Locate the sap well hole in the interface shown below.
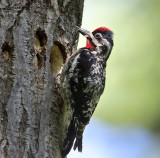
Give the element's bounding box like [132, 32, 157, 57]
[34, 28, 47, 69]
[50, 41, 66, 76]
[1, 42, 14, 62]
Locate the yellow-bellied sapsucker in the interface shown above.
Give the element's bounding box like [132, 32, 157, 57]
[61, 26, 114, 158]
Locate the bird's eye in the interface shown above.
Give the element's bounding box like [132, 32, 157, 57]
[95, 33, 101, 39]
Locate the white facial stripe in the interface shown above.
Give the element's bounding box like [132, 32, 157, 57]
[89, 32, 111, 49]
[103, 39, 111, 50]
[89, 32, 102, 47]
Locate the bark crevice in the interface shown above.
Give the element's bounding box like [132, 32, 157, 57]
[0, 0, 84, 157]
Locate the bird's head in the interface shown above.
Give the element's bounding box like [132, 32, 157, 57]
[77, 26, 114, 51]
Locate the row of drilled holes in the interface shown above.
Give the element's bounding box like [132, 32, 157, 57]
[1, 28, 66, 76]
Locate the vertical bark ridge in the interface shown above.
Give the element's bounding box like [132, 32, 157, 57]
[0, 0, 84, 157]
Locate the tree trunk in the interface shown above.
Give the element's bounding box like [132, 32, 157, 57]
[0, 0, 84, 157]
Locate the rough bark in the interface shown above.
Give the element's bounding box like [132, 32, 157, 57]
[0, 0, 84, 158]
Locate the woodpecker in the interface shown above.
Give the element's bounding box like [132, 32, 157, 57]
[61, 26, 114, 158]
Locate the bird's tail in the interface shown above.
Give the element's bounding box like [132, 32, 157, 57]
[73, 136, 83, 152]
[62, 120, 76, 158]
[73, 123, 84, 152]
[62, 120, 85, 157]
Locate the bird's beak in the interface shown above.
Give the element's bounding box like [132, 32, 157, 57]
[76, 26, 91, 38]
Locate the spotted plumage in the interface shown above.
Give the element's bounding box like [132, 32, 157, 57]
[61, 27, 114, 158]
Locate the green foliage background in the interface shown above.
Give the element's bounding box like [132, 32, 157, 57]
[78, 0, 160, 130]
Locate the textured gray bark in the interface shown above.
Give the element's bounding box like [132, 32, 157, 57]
[0, 0, 84, 158]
